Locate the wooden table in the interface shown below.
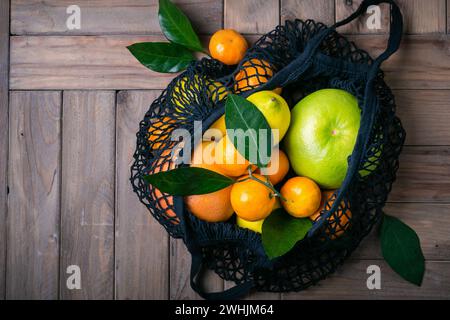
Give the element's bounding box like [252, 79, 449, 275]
[1, 0, 449, 300]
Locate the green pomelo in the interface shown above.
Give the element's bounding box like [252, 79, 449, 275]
[284, 89, 361, 189]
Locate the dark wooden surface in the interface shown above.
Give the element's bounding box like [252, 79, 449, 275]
[1, 0, 450, 299]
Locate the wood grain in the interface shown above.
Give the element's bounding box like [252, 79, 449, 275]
[0, 0, 9, 300]
[349, 34, 450, 89]
[396, 0, 446, 34]
[7, 91, 61, 300]
[170, 239, 224, 300]
[11, 0, 223, 35]
[395, 90, 450, 146]
[115, 90, 169, 300]
[390, 146, 450, 203]
[224, 0, 279, 34]
[10, 35, 450, 90]
[9, 35, 176, 90]
[60, 91, 115, 299]
[282, 260, 450, 299]
[335, 0, 390, 34]
[281, 0, 335, 26]
[353, 203, 450, 261]
[448, 0, 450, 33]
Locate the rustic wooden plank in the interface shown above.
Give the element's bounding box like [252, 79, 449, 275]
[7, 91, 61, 300]
[10, 35, 176, 90]
[11, 0, 223, 35]
[115, 90, 169, 299]
[396, 0, 446, 34]
[224, 0, 279, 34]
[11, 35, 450, 90]
[349, 34, 450, 90]
[170, 239, 224, 300]
[395, 90, 450, 146]
[353, 203, 450, 261]
[60, 91, 115, 299]
[0, 0, 9, 300]
[335, 0, 390, 34]
[448, 0, 450, 33]
[282, 260, 450, 299]
[390, 146, 450, 202]
[281, 0, 335, 26]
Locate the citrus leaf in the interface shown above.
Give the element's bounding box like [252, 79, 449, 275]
[225, 94, 272, 168]
[158, 0, 203, 52]
[381, 214, 425, 286]
[144, 167, 235, 196]
[262, 208, 312, 259]
[127, 42, 194, 73]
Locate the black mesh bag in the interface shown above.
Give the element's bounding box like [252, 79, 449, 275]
[131, 0, 405, 299]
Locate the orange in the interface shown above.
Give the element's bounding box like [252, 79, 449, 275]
[185, 185, 234, 222]
[273, 87, 283, 95]
[234, 59, 275, 93]
[191, 141, 228, 175]
[280, 177, 321, 218]
[309, 190, 352, 239]
[259, 150, 290, 185]
[149, 149, 178, 223]
[215, 135, 256, 177]
[230, 174, 276, 221]
[209, 29, 248, 65]
[148, 116, 177, 150]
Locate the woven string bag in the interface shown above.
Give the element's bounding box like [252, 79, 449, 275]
[131, 0, 405, 299]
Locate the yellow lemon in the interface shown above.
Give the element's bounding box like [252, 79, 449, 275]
[236, 216, 265, 234]
[247, 91, 291, 144]
[203, 115, 226, 142]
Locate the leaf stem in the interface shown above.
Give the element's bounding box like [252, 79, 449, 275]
[247, 167, 287, 201]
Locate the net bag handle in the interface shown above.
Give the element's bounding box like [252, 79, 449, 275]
[187, 0, 403, 300]
[264, 0, 402, 90]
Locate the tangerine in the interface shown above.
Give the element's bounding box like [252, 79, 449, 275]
[234, 59, 275, 92]
[209, 29, 248, 65]
[230, 174, 276, 221]
[280, 177, 321, 218]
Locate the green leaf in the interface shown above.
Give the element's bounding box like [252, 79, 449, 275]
[158, 0, 203, 52]
[127, 42, 194, 73]
[381, 214, 425, 286]
[144, 167, 235, 196]
[225, 94, 272, 168]
[262, 209, 312, 259]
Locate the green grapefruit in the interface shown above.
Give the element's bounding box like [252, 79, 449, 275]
[284, 89, 361, 189]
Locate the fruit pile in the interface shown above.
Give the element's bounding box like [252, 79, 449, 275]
[131, 0, 423, 292]
[143, 28, 360, 259]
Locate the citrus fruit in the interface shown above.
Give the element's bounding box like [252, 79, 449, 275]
[284, 89, 360, 189]
[260, 149, 290, 185]
[147, 116, 177, 150]
[171, 75, 200, 112]
[185, 185, 234, 222]
[150, 149, 178, 223]
[273, 87, 283, 95]
[191, 141, 227, 175]
[234, 59, 274, 92]
[203, 115, 226, 142]
[247, 90, 291, 144]
[309, 190, 352, 239]
[208, 81, 228, 102]
[209, 29, 248, 65]
[215, 135, 256, 177]
[236, 216, 264, 234]
[280, 176, 321, 218]
[230, 174, 276, 221]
